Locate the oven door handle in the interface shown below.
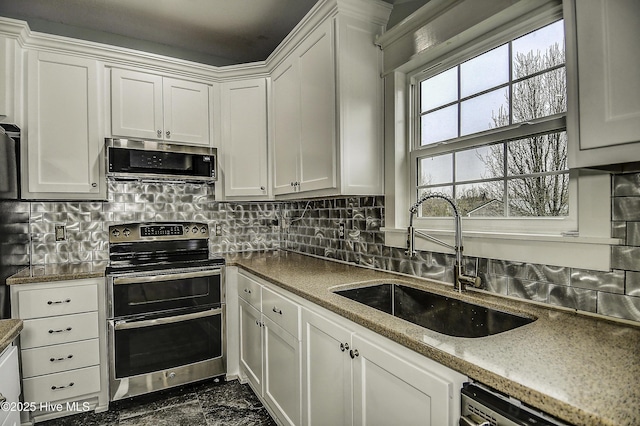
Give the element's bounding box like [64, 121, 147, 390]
[113, 268, 222, 285]
[113, 308, 223, 330]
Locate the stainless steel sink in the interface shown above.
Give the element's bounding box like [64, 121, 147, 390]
[334, 283, 535, 338]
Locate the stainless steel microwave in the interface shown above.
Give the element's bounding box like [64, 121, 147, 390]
[106, 138, 216, 183]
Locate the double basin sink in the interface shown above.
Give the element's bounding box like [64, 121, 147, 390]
[334, 283, 535, 338]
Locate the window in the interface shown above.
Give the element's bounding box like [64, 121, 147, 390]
[412, 20, 568, 220]
[380, 1, 616, 270]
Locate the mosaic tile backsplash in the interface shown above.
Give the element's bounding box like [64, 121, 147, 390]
[5, 173, 640, 323]
[27, 181, 281, 265]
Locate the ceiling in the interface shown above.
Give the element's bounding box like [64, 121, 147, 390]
[0, 0, 425, 66]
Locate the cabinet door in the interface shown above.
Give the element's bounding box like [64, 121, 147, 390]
[272, 60, 300, 195]
[111, 68, 163, 140]
[239, 298, 263, 394]
[352, 334, 454, 426]
[575, 0, 640, 149]
[26, 50, 102, 198]
[302, 308, 353, 426]
[263, 317, 301, 426]
[222, 78, 268, 197]
[163, 77, 210, 145]
[0, 346, 20, 421]
[0, 36, 18, 123]
[567, 0, 640, 167]
[297, 20, 336, 193]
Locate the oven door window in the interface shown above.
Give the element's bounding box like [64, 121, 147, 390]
[113, 272, 221, 317]
[113, 310, 223, 378]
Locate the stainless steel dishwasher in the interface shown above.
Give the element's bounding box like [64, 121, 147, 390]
[460, 382, 570, 426]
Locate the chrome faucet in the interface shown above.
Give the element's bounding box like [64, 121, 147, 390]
[406, 193, 481, 292]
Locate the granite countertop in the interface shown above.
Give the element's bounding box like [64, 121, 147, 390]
[226, 251, 640, 426]
[6, 252, 639, 424]
[6, 262, 107, 285]
[0, 319, 23, 354]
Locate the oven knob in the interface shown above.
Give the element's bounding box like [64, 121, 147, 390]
[200, 226, 207, 234]
[111, 229, 120, 237]
[184, 226, 189, 233]
[192, 226, 198, 234]
[123, 228, 131, 237]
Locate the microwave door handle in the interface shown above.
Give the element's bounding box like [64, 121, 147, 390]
[113, 308, 222, 330]
[113, 269, 222, 285]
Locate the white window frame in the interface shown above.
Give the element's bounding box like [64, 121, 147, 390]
[409, 17, 574, 235]
[380, 0, 619, 271]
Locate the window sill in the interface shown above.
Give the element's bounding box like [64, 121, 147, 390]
[382, 227, 620, 271]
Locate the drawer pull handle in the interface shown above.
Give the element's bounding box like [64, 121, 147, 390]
[51, 382, 74, 391]
[244, 289, 252, 294]
[50, 355, 73, 362]
[272, 307, 283, 315]
[47, 299, 71, 305]
[48, 327, 72, 334]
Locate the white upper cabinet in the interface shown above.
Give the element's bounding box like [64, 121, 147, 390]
[111, 68, 211, 146]
[272, 59, 301, 195]
[0, 35, 21, 125]
[297, 20, 337, 194]
[272, 21, 336, 197]
[221, 78, 269, 198]
[566, 0, 640, 168]
[162, 77, 211, 144]
[25, 50, 104, 199]
[271, 2, 390, 197]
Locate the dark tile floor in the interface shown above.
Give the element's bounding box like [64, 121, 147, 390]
[38, 379, 276, 426]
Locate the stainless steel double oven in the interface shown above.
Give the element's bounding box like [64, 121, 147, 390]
[106, 222, 225, 401]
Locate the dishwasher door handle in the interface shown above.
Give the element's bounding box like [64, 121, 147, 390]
[460, 414, 491, 426]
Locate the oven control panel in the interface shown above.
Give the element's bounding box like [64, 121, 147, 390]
[141, 224, 183, 237]
[109, 222, 209, 242]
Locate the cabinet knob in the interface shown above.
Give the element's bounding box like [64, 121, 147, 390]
[166, 130, 171, 138]
[244, 288, 252, 294]
[91, 182, 97, 188]
[340, 342, 350, 352]
[349, 349, 359, 359]
[260, 186, 265, 191]
[157, 130, 162, 137]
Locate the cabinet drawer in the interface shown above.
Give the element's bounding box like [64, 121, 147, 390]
[238, 272, 262, 310]
[22, 365, 100, 404]
[21, 312, 99, 349]
[18, 284, 98, 319]
[21, 339, 100, 378]
[262, 287, 300, 339]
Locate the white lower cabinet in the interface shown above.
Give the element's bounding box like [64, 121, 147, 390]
[302, 308, 353, 426]
[239, 298, 263, 392]
[238, 271, 302, 426]
[263, 316, 301, 426]
[351, 334, 457, 426]
[10, 278, 108, 424]
[302, 307, 465, 426]
[235, 268, 467, 426]
[0, 345, 20, 426]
